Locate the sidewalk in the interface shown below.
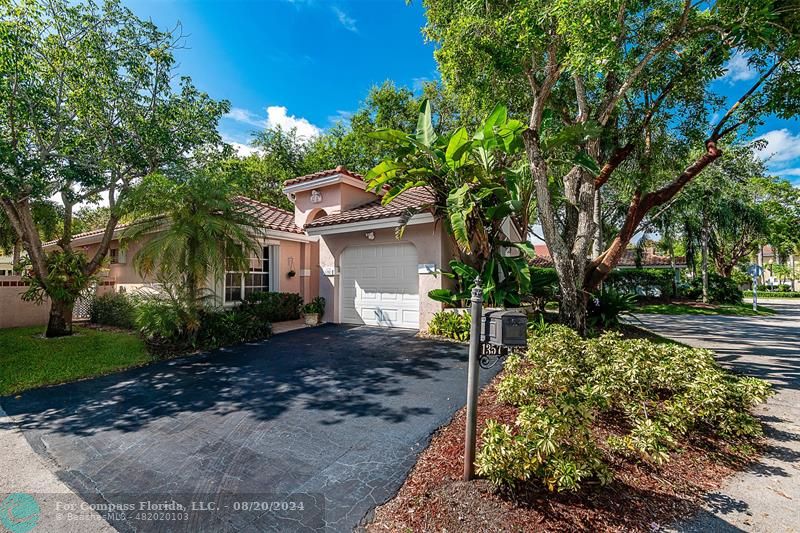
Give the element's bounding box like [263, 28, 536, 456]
[636, 300, 800, 532]
[0, 406, 115, 532]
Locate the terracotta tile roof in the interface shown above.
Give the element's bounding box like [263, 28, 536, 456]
[529, 255, 554, 267]
[528, 246, 686, 268]
[533, 244, 551, 258]
[305, 187, 436, 228]
[44, 223, 134, 247]
[618, 249, 686, 267]
[233, 197, 304, 234]
[283, 165, 366, 187]
[45, 198, 302, 247]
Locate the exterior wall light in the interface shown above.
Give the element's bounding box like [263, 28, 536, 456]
[365, 231, 375, 240]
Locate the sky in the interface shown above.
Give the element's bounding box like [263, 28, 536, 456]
[123, 0, 800, 185]
[125, 0, 439, 154]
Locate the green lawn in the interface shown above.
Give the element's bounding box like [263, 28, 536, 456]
[750, 294, 800, 299]
[0, 326, 151, 396]
[634, 302, 775, 317]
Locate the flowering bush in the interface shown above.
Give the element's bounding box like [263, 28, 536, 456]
[477, 326, 772, 491]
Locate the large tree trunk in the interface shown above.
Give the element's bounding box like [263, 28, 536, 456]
[523, 129, 595, 335]
[556, 259, 588, 334]
[701, 223, 709, 303]
[12, 239, 21, 271]
[46, 298, 74, 338]
[592, 189, 602, 258]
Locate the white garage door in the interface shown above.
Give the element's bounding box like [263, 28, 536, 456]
[340, 243, 420, 329]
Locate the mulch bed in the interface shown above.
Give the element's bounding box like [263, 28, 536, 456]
[365, 374, 758, 532]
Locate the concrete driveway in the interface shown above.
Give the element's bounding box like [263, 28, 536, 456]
[634, 300, 800, 532]
[2, 325, 495, 532]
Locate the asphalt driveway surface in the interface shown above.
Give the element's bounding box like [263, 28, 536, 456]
[635, 300, 800, 532]
[2, 325, 496, 532]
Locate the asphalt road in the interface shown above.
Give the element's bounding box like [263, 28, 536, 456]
[2, 325, 496, 532]
[635, 300, 800, 533]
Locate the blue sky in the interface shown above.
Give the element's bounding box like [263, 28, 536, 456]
[125, 0, 799, 185]
[125, 0, 438, 148]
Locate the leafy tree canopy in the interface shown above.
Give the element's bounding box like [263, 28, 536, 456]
[423, 0, 800, 331]
[0, 0, 228, 336]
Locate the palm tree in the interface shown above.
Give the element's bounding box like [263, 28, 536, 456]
[124, 172, 262, 316]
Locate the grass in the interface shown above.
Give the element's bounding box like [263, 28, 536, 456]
[635, 302, 775, 316]
[0, 326, 151, 396]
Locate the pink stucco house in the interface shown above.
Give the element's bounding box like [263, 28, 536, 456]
[286, 166, 453, 329]
[13, 166, 455, 331]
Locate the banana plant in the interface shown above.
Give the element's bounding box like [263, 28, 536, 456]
[366, 101, 536, 307]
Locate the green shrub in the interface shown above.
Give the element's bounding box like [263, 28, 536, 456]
[241, 291, 302, 322]
[685, 273, 742, 304]
[527, 314, 553, 337]
[477, 326, 772, 492]
[428, 310, 471, 341]
[747, 290, 800, 298]
[606, 268, 676, 300]
[89, 292, 137, 329]
[135, 294, 195, 354]
[136, 288, 274, 355]
[196, 307, 272, 349]
[526, 267, 559, 311]
[301, 296, 326, 317]
[587, 287, 636, 329]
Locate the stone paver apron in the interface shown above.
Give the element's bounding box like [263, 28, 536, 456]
[2, 325, 498, 532]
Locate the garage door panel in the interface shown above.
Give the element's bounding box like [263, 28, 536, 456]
[340, 243, 419, 329]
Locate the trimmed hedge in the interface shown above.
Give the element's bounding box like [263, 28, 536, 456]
[746, 290, 800, 298]
[686, 273, 741, 304]
[605, 268, 675, 300]
[89, 292, 137, 329]
[240, 291, 302, 322]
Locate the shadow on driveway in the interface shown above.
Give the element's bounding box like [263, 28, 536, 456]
[3, 325, 497, 532]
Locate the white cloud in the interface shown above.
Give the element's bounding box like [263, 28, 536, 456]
[265, 106, 321, 139]
[412, 77, 430, 92]
[327, 109, 353, 125]
[722, 52, 758, 84]
[230, 142, 262, 157]
[224, 105, 321, 140]
[332, 6, 357, 32]
[754, 129, 800, 164]
[224, 108, 267, 129]
[777, 168, 800, 177]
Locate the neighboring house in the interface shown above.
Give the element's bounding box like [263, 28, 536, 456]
[531, 244, 688, 270]
[0, 255, 14, 277]
[756, 245, 798, 290]
[38, 166, 458, 330]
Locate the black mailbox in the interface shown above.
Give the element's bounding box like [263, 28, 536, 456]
[481, 309, 528, 347]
